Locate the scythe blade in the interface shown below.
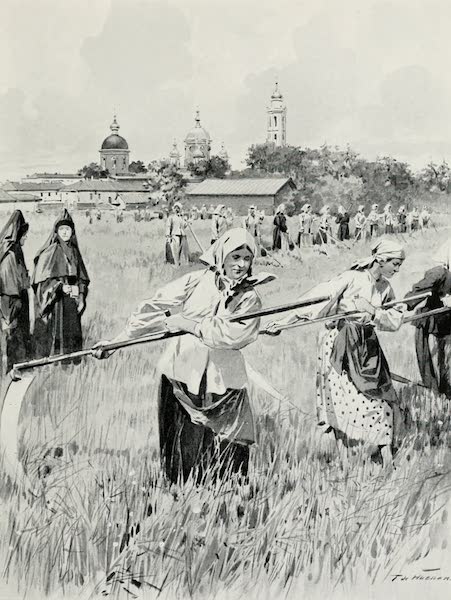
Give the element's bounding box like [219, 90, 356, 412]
[0, 371, 35, 480]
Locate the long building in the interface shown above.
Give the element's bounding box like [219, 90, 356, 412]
[186, 177, 296, 215]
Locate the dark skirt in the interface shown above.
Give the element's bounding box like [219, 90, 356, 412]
[5, 291, 32, 372]
[338, 223, 350, 241]
[158, 376, 249, 484]
[34, 295, 83, 362]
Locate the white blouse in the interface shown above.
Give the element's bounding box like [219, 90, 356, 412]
[294, 269, 405, 331]
[120, 269, 263, 395]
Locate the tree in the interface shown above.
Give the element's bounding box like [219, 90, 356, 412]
[187, 155, 230, 178]
[129, 160, 148, 174]
[147, 160, 187, 210]
[77, 163, 109, 179]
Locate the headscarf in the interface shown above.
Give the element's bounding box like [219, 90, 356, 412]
[384, 203, 392, 212]
[276, 204, 285, 214]
[358, 205, 365, 212]
[433, 241, 451, 269]
[351, 238, 405, 271]
[338, 205, 345, 214]
[32, 209, 90, 286]
[0, 210, 29, 294]
[371, 203, 378, 211]
[200, 228, 275, 300]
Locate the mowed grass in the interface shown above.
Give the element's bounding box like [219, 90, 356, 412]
[1, 209, 451, 600]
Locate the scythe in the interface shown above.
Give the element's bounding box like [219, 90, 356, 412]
[0, 293, 330, 480]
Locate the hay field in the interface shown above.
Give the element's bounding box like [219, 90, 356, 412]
[1, 209, 451, 600]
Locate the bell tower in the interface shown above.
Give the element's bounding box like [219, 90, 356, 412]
[266, 81, 287, 147]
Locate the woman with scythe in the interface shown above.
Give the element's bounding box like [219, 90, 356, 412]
[32, 209, 90, 361]
[94, 228, 275, 484]
[267, 239, 407, 465]
[0, 210, 32, 373]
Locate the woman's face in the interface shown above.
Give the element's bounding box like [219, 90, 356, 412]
[223, 246, 253, 280]
[379, 257, 404, 279]
[58, 225, 73, 242]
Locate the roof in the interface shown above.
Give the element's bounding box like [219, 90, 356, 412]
[0, 190, 39, 203]
[25, 173, 80, 179]
[5, 181, 62, 192]
[117, 192, 155, 204]
[101, 134, 129, 150]
[61, 179, 152, 192]
[187, 177, 295, 197]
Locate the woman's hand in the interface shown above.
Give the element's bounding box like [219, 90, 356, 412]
[165, 314, 198, 335]
[92, 340, 113, 360]
[265, 321, 283, 335]
[353, 296, 376, 317]
[62, 284, 72, 295]
[442, 294, 451, 308]
[77, 297, 86, 314]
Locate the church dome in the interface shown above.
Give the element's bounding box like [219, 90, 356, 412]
[185, 110, 210, 143]
[101, 115, 129, 150]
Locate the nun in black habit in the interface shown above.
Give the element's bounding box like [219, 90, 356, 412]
[32, 210, 90, 360]
[0, 210, 32, 372]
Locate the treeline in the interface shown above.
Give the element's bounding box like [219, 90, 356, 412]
[230, 143, 451, 214]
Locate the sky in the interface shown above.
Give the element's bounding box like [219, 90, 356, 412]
[1, 0, 451, 180]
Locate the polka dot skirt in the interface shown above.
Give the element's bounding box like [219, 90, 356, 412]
[317, 329, 393, 446]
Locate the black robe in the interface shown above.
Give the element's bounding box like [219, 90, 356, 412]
[0, 211, 32, 372]
[32, 209, 90, 361]
[405, 265, 451, 395]
[272, 214, 287, 250]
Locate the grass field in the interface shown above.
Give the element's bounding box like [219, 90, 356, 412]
[1, 209, 451, 600]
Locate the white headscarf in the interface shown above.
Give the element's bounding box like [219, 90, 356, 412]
[351, 238, 405, 270]
[200, 228, 275, 292]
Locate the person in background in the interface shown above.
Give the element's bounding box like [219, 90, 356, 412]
[95, 208, 102, 222]
[315, 205, 332, 245]
[210, 206, 220, 245]
[420, 206, 430, 229]
[272, 204, 289, 251]
[301, 204, 314, 246]
[397, 206, 407, 233]
[244, 205, 259, 237]
[217, 205, 228, 238]
[94, 228, 275, 484]
[208, 204, 215, 220]
[190, 205, 199, 221]
[367, 204, 380, 237]
[336, 205, 350, 241]
[410, 206, 420, 231]
[200, 204, 208, 220]
[225, 207, 234, 230]
[267, 239, 407, 466]
[166, 202, 185, 265]
[32, 209, 90, 361]
[0, 210, 32, 373]
[383, 204, 395, 234]
[297, 204, 306, 247]
[354, 205, 366, 240]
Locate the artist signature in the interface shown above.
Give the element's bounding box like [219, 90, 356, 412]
[390, 569, 451, 582]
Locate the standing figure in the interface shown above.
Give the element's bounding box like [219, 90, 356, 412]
[267, 239, 406, 464]
[225, 207, 234, 230]
[367, 204, 380, 237]
[397, 206, 407, 233]
[200, 204, 208, 220]
[336, 205, 350, 241]
[420, 206, 430, 229]
[208, 204, 215, 220]
[217, 205, 228, 238]
[95, 208, 102, 222]
[383, 204, 395, 234]
[272, 204, 289, 251]
[210, 206, 220, 245]
[404, 241, 451, 396]
[0, 210, 32, 373]
[315, 205, 331, 245]
[165, 202, 185, 265]
[243, 206, 260, 242]
[32, 210, 90, 360]
[94, 229, 275, 484]
[354, 205, 366, 240]
[179, 213, 191, 264]
[301, 204, 314, 246]
[297, 205, 306, 247]
[410, 207, 420, 231]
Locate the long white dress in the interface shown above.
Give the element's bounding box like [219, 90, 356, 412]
[295, 269, 404, 447]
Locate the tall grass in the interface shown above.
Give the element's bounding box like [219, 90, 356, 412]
[1, 210, 451, 599]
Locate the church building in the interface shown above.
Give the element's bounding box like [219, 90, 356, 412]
[99, 115, 130, 175]
[266, 81, 287, 146]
